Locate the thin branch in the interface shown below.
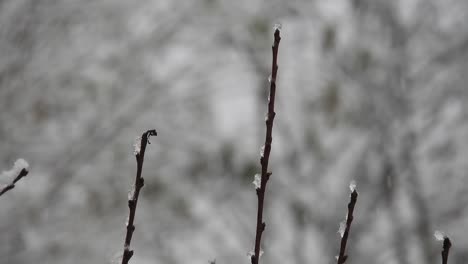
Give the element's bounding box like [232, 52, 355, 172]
[0, 168, 29, 197]
[251, 27, 281, 264]
[441, 237, 452, 264]
[121, 129, 157, 264]
[336, 189, 358, 264]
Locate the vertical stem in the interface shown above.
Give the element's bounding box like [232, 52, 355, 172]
[336, 190, 358, 264]
[251, 28, 281, 264]
[121, 129, 157, 264]
[441, 237, 452, 264]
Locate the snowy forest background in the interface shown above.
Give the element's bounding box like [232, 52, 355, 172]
[1, 0, 468, 263]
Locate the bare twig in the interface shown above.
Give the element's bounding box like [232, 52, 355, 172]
[0, 168, 29, 197]
[251, 27, 281, 264]
[121, 129, 157, 264]
[336, 188, 358, 264]
[441, 237, 452, 264]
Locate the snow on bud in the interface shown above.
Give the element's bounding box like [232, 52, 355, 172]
[260, 145, 265, 157]
[128, 186, 135, 200]
[1, 158, 29, 179]
[252, 174, 261, 189]
[434, 230, 445, 241]
[133, 136, 141, 155]
[273, 23, 282, 31]
[349, 180, 357, 192]
[267, 75, 272, 83]
[338, 221, 346, 238]
[14, 159, 29, 172]
[247, 249, 264, 259]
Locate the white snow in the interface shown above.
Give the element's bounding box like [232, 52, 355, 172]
[15, 159, 29, 171]
[128, 186, 135, 200]
[247, 249, 264, 259]
[349, 180, 357, 192]
[252, 174, 261, 189]
[1, 158, 29, 180]
[273, 23, 282, 31]
[133, 136, 141, 155]
[338, 220, 346, 238]
[434, 230, 445, 241]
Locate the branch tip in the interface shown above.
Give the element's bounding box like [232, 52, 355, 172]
[251, 27, 281, 264]
[122, 129, 157, 264]
[443, 237, 452, 250]
[441, 236, 452, 264]
[336, 186, 358, 264]
[0, 160, 30, 197]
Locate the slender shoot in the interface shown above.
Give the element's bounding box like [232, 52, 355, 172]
[441, 236, 452, 264]
[251, 27, 281, 264]
[121, 129, 157, 264]
[336, 183, 358, 264]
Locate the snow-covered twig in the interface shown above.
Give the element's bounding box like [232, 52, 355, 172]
[436, 233, 452, 264]
[441, 237, 452, 264]
[336, 183, 358, 264]
[251, 26, 281, 264]
[0, 159, 30, 197]
[121, 129, 157, 264]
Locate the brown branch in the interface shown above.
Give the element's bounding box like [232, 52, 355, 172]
[251, 28, 281, 264]
[121, 129, 157, 264]
[441, 237, 452, 264]
[336, 189, 358, 264]
[0, 161, 29, 197]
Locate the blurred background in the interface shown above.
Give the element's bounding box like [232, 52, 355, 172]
[1, 0, 468, 263]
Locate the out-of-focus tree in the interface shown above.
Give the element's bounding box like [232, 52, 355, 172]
[1, 0, 468, 264]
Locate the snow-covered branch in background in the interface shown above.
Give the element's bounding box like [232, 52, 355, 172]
[251, 24, 281, 264]
[0, 159, 30, 197]
[121, 129, 157, 264]
[336, 181, 358, 264]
